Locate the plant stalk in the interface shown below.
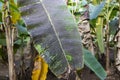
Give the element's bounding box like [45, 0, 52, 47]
[2, 0, 16, 80]
[106, 21, 110, 73]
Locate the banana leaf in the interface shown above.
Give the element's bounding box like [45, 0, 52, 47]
[96, 17, 105, 53]
[109, 18, 119, 35]
[89, 1, 105, 20]
[17, 0, 83, 78]
[84, 48, 107, 80]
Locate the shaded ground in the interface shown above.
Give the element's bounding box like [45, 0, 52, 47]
[81, 66, 120, 80]
[0, 59, 9, 80]
[0, 49, 120, 80]
[0, 61, 120, 80]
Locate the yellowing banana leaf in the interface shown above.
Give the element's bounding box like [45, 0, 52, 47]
[17, 0, 83, 78]
[32, 55, 48, 80]
[10, 0, 20, 24]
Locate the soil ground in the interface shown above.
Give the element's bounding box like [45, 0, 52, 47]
[81, 66, 120, 80]
[0, 59, 120, 80]
[0, 49, 120, 80]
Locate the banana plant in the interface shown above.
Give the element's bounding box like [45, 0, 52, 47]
[0, 0, 107, 80]
[17, 0, 83, 79]
[90, 0, 119, 72]
[89, 0, 105, 53]
[17, 0, 106, 79]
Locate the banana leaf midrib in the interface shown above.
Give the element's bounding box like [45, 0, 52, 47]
[40, 1, 70, 67]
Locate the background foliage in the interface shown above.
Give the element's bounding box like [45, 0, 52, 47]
[0, 0, 119, 80]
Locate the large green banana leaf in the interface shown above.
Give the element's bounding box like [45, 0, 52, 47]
[17, 0, 83, 77]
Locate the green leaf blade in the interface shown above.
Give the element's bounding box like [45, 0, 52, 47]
[18, 0, 83, 77]
[89, 1, 105, 20]
[96, 17, 105, 53]
[84, 49, 107, 80]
